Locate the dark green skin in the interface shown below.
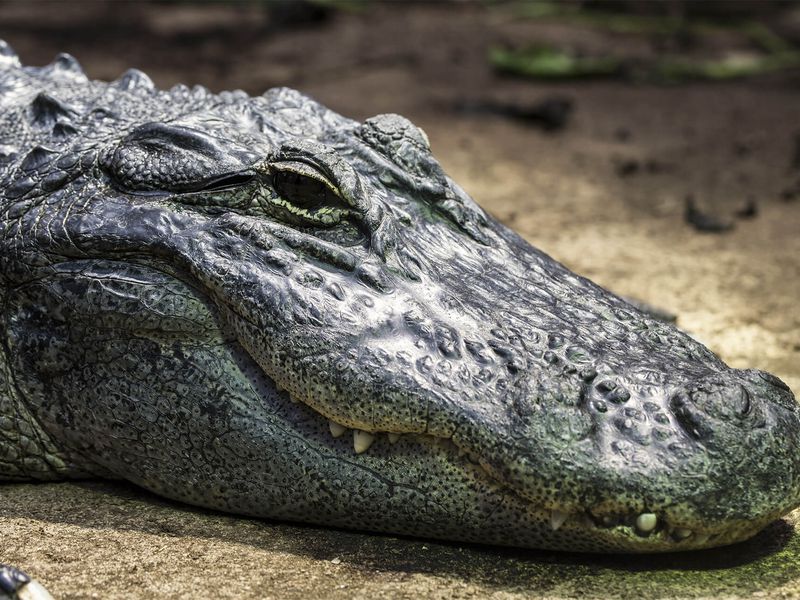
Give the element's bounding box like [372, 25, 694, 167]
[0, 43, 799, 595]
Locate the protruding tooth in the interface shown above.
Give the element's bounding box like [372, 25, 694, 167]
[635, 513, 658, 533]
[549, 510, 568, 531]
[388, 433, 401, 444]
[694, 533, 711, 546]
[353, 430, 375, 454]
[673, 527, 692, 540]
[329, 421, 347, 438]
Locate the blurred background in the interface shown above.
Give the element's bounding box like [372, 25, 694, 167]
[5, 0, 793, 383]
[2, 1, 800, 598]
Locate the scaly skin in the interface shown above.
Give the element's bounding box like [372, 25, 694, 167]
[0, 43, 799, 591]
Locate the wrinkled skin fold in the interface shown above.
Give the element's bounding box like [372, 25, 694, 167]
[0, 42, 799, 584]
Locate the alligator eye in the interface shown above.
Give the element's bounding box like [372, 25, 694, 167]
[273, 170, 339, 210]
[268, 163, 350, 227]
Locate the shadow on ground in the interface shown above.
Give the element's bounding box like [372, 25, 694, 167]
[2, 481, 799, 598]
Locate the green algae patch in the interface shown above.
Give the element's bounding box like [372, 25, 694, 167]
[490, 45, 800, 84]
[490, 46, 623, 80]
[654, 51, 800, 83]
[488, 3, 800, 84]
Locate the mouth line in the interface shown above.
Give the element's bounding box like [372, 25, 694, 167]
[283, 388, 742, 549]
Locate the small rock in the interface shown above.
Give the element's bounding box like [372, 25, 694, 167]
[644, 159, 669, 174]
[453, 95, 574, 131]
[735, 196, 758, 219]
[780, 180, 800, 202]
[792, 131, 800, 170]
[614, 158, 669, 178]
[614, 127, 631, 142]
[733, 141, 751, 158]
[614, 158, 639, 178]
[684, 195, 734, 233]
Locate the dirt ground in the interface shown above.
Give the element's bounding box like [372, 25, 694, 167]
[1, 2, 800, 598]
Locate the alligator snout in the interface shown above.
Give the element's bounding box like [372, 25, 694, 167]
[654, 369, 800, 530]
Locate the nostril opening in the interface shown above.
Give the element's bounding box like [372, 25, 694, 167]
[740, 369, 797, 412]
[674, 381, 758, 429]
[753, 369, 791, 393]
[670, 391, 713, 440]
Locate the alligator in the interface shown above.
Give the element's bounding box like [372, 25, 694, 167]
[1, 41, 800, 598]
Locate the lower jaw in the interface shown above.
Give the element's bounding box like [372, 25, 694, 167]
[273, 393, 771, 553]
[324, 433, 777, 551]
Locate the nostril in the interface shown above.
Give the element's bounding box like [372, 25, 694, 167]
[750, 369, 791, 393]
[670, 391, 714, 440]
[740, 369, 797, 412]
[675, 379, 761, 432]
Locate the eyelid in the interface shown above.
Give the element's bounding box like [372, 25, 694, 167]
[270, 141, 370, 213]
[270, 160, 341, 198]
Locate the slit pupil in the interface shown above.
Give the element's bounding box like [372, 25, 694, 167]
[274, 171, 336, 210]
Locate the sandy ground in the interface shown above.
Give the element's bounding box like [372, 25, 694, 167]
[1, 3, 799, 598]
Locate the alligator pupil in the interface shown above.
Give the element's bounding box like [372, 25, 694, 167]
[273, 170, 338, 211]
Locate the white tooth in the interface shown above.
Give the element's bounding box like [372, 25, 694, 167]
[329, 421, 347, 438]
[694, 533, 711, 545]
[635, 512, 658, 533]
[18, 581, 55, 600]
[549, 510, 568, 531]
[353, 430, 375, 454]
[674, 527, 692, 540]
[388, 433, 401, 444]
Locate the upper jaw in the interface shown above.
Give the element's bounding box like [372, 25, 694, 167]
[270, 331, 800, 550]
[222, 241, 800, 552]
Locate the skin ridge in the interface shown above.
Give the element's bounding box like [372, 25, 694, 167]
[0, 41, 798, 578]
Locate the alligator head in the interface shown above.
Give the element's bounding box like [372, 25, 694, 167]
[1, 47, 799, 552]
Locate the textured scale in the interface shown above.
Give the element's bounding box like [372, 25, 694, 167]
[1, 43, 800, 600]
